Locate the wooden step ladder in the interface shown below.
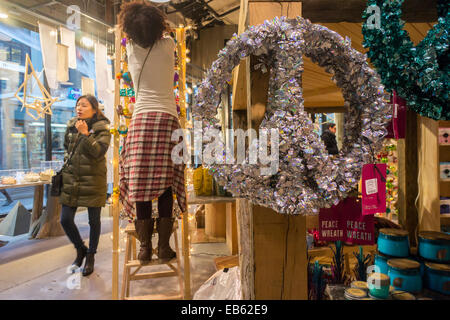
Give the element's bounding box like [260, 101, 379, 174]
[120, 220, 184, 300]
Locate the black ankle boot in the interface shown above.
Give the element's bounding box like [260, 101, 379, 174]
[134, 219, 155, 264]
[156, 217, 176, 262]
[82, 253, 95, 276]
[73, 245, 88, 268]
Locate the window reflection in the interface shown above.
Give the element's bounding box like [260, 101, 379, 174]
[0, 20, 98, 213]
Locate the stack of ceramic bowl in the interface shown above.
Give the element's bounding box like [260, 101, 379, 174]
[418, 231, 450, 295]
[344, 287, 368, 300]
[391, 290, 416, 300]
[351, 281, 369, 292]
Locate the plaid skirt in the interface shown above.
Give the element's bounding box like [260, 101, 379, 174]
[119, 112, 186, 220]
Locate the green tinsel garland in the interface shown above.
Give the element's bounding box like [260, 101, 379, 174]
[362, 0, 449, 120]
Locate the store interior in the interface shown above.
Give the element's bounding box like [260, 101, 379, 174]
[0, 0, 449, 301]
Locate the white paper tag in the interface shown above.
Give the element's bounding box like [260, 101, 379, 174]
[365, 178, 378, 195]
[394, 104, 398, 118]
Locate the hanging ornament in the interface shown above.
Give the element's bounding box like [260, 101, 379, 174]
[14, 54, 58, 120]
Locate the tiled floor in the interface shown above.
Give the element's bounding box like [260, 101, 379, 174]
[0, 211, 229, 300]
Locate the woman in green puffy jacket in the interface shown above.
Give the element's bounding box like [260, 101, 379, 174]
[60, 95, 111, 276]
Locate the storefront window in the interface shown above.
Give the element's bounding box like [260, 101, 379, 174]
[0, 21, 97, 169]
[0, 20, 97, 210]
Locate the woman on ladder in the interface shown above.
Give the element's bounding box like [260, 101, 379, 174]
[118, 1, 186, 264]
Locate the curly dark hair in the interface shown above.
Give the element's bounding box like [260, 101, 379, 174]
[117, 1, 169, 49]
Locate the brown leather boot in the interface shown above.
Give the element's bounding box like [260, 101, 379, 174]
[156, 217, 176, 262]
[134, 218, 154, 264]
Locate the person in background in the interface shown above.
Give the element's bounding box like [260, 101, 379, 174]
[60, 95, 111, 276]
[321, 122, 339, 155]
[118, 1, 186, 265]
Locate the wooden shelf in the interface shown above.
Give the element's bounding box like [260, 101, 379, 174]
[441, 214, 450, 226]
[440, 181, 450, 197]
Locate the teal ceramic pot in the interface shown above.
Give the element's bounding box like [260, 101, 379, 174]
[377, 228, 410, 257]
[418, 231, 450, 263]
[367, 272, 390, 299]
[387, 259, 422, 293]
[375, 252, 395, 275]
[424, 262, 450, 295]
[410, 255, 426, 277]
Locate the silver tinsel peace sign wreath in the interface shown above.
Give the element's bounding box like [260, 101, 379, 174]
[193, 16, 391, 215]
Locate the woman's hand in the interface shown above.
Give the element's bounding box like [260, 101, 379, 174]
[75, 120, 89, 136]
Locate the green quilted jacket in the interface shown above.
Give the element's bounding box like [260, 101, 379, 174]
[59, 114, 111, 208]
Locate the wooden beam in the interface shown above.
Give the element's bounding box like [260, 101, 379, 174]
[304, 100, 345, 107]
[303, 86, 341, 98]
[232, 0, 254, 300]
[292, 0, 439, 23]
[231, 0, 250, 111]
[235, 198, 254, 299]
[253, 206, 307, 299]
[176, 27, 192, 300]
[397, 109, 419, 246]
[234, 1, 308, 301]
[304, 106, 346, 113]
[248, 1, 302, 26]
[112, 25, 121, 301]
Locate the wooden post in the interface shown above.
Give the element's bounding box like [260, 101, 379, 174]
[112, 26, 122, 300]
[397, 109, 419, 246]
[233, 1, 307, 300]
[176, 26, 191, 300]
[417, 115, 441, 232]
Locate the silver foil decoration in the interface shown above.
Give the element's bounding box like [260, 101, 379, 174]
[193, 17, 391, 215]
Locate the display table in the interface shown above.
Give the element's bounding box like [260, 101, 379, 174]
[187, 193, 237, 255]
[0, 181, 64, 239]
